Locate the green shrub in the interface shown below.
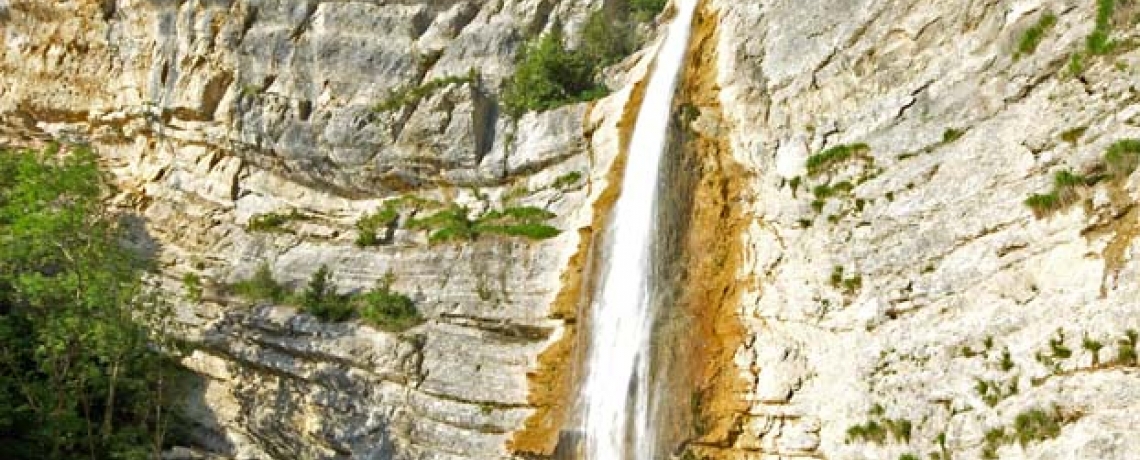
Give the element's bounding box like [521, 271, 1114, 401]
[1068, 52, 1087, 76]
[899, 454, 920, 460]
[300, 265, 354, 322]
[357, 202, 400, 247]
[1013, 408, 1063, 447]
[248, 210, 307, 233]
[551, 171, 584, 190]
[1105, 139, 1140, 176]
[1114, 329, 1138, 365]
[232, 263, 285, 302]
[182, 273, 203, 302]
[1087, 0, 1117, 55]
[407, 204, 560, 243]
[1025, 170, 1090, 217]
[630, 0, 668, 21]
[357, 277, 422, 332]
[806, 143, 871, 176]
[502, 29, 605, 116]
[1059, 127, 1087, 144]
[942, 128, 965, 143]
[1016, 13, 1057, 57]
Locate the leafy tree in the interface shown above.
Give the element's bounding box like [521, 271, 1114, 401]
[0, 145, 187, 459]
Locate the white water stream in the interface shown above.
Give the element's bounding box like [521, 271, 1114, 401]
[580, 1, 698, 458]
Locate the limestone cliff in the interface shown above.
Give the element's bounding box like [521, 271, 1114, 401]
[3, 0, 1140, 459]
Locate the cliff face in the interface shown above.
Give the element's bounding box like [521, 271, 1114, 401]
[3, 0, 1140, 459]
[0, 1, 618, 458]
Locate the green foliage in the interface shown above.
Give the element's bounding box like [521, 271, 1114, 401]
[501, 28, 607, 116]
[1087, 0, 1117, 54]
[1081, 335, 1105, 365]
[501, 3, 658, 116]
[248, 210, 307, 233]
[1024, 192, 1061, 216]
[846, 417, 912, 444]
[1059, 127, 1087, 144]
[300, 265, 355, 322]
[1113, 329, 1139, 365]
[1016, 13, 1057, 57]
[899, 454, 920, 460]
[357, 274, 422, 332]
[1068, 52, 1087, 76]
[942, 128, 965, 143]
[1012, 407, 1064, 446]
[356, 202, 401, 247]
[806, 143, 871, 176]
[0, 145, 187, 458]
[375, 72, 478, 113]
[630, 0, 668, 21]
[551, 171, 584, 190]
[1025, 170, 1090, 217]
[408, 204, 561, 243]
[182, 273, 203, 302]
[1105, 139, 1140, 176]
[231, 263, 285, 303]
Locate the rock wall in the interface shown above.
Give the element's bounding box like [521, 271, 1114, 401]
[0, 0, 624, 459]
[692, 0, 1140, 458]
[3, 0, 1140, 459]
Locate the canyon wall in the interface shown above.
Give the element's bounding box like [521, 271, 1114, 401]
[3, 0, 1140, 459]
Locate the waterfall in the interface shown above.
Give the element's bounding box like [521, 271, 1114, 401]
[580, 1, 698, 458]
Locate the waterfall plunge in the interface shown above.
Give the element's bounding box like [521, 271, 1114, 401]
[580, 1, 698, 458]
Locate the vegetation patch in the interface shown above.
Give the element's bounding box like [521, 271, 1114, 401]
[551, 171, 584, 190]
[375, 71, 478, 114]
[1016, 12, 1057, 58]
[248, 209, 309, 233]
[1088, 0, 1117, 55]
[982, 407, 1071, 459]
[407, 204, 561, 244]
[1024, 170, 1091, 217]
[1105, 139, 1140, 176]
[231, 263, 286, 303]
[502, 2, 662, 116]
[227, 264, 422, 332]
[806, 143, 871, 177]
[845, 405, 913, 445]
[1059, 127, 1087, 144]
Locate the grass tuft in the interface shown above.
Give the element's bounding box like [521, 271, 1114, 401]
[806, 143, 871, 176]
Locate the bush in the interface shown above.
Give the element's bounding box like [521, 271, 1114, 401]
[232, 263, 285, 302]
[357, 277, 422, 332]
[501, 8, 644, 116]
[1105, 139, 1140, 176]
[248, 210, 307, 233]
[356, 203, 400, 247]
[407, 204, 561, 243]
[501, 29, 602, 116]
[182, 273, 203, 302]
[1016, 13, 1057, 57]
[630, 0, 668, 21]
[299, 265, 354, 322]
[806, 143, 871, 176]
[551, 171, 584, 190]
[1012, 408, 1063, 447]
[1087, 0, 1117, 54]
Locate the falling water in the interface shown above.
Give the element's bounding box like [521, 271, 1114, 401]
[580, 1, 698, 459]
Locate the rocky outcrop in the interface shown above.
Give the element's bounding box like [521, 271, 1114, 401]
[0, 0, 620, 459]
[688, 0, 1140, 458]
